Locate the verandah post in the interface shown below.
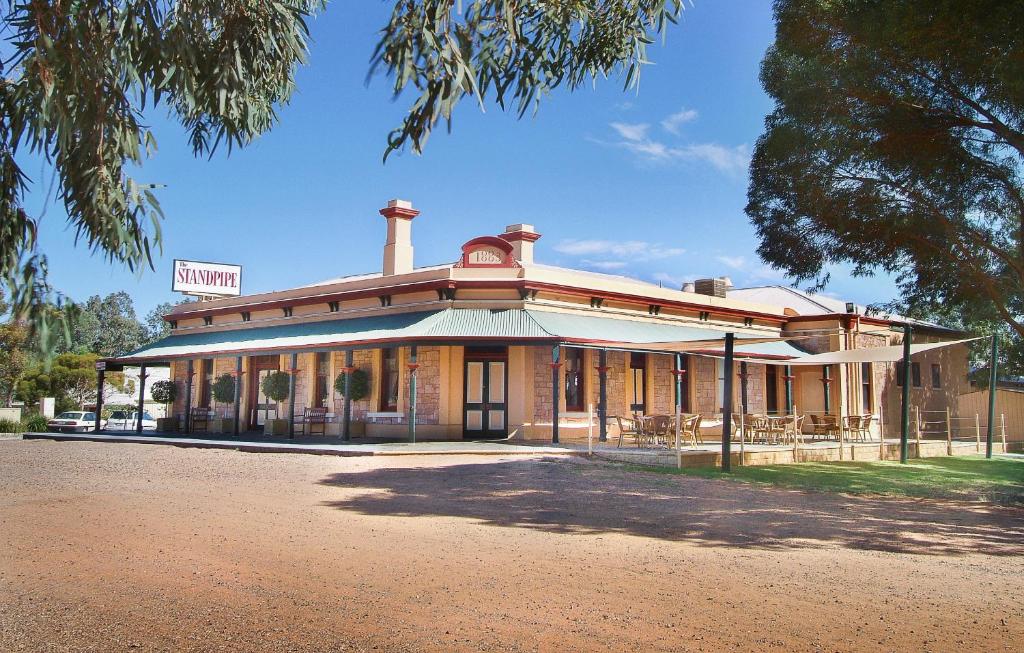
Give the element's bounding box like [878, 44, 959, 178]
[721, 333, 735, 472]
[822, 364, 832, 414]
[342, 350, 353, 441]
[184, 360, 194, 433]
[598, 349, 608, 442]
[783, 364, 793, 415]
[899, 324, 912, 464]
[288, 352, 298, 439]
[408, 345, 418, 443]
[94, 366, 105, 433]
[135, 364, 148, 435]
[986, 333, 999, 459]
[233, 356, 242, 436]
[551, 345, 561, 444]
[739, 360, 748, 465]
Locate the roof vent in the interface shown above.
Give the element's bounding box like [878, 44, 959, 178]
[681, 281, 696, 293]
[693, 277, 733, 298]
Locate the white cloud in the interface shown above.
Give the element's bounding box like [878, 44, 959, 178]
[554, 239, 685, 260]
[609, 122, 650, 142]
[660, 107, 699, 135]
[716, 255, 747, 269]
[748, 265, 788, 282]
[600, 124, 751, 174]
[582, 259, 629, 271]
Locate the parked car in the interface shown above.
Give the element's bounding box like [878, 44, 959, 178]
[47, 411, 98, 433]
[104, 410, 158, 432]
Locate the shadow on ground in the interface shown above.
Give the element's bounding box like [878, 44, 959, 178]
[319, 458, 1024, 556]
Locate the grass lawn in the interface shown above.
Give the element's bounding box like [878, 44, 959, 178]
[630, 455, 1024, 504]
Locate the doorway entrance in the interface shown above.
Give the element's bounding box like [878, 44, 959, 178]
[248, 355, 280, 430]
[463, 346, 508, 439]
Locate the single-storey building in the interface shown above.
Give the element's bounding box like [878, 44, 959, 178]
[106, 199, 971, 443]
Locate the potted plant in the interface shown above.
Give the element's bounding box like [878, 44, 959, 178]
[261, 371, 291, 436]
[150, 380, 178, 432]
[332, 368, 370, 437]
[209, 374, 237, 434]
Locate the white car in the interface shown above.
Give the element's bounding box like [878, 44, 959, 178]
[104, 410, 158, 432]
[47, 411, 98, 433]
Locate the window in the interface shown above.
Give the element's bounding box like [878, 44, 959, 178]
[200, 358, 214, 407]
[379, 348, 400, 412]
[861, 362, 873, 412]
[564, 348, 585, 412]
[629, 353, 647, 413]
[931, 363, 942, 389]
[896, 361, 923, 388]
[675, 356, 691, 413]
[314, 352, 330, 408]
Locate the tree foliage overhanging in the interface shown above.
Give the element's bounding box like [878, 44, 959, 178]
[746, 0, 1024, 372]
[3, 0, 687, 353]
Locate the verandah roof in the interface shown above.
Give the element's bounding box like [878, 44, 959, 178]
[111, 308, 802, 364]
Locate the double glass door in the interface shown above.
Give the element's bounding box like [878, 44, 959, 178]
[463, 348, 507, 439]
[248, 356, 279, 429]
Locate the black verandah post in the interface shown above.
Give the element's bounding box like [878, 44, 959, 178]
[288, 352, 298, 439]
[899, 325, 913, 463]
[184, 360, 194, 433]
[342, 350, 353, 441]
[598, 349, 608, 442]
[551, 345, 561, 444]
[986, 333, 999, 459]
[408, 345, 418, 443]
[783, 364, 794, 414]
[721, 333, 735, 472]
[822, 365, 832, 414]
[94, 365, 105, 433]
[233, 356, 242, 436]
[135, 364, 148, 435]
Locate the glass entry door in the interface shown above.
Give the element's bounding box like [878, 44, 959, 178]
[463, 348, 507, 439]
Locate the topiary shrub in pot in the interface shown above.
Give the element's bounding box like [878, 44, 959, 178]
[261, 370, 291, 436]
[210, 374, 237, 434]
[150, 380, 179, 432]
[333, 368, 370, 436]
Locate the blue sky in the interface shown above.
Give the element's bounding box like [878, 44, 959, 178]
[31, 1, 897, 318]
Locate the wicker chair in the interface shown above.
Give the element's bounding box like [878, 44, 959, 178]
[189, 406, 210, 434]
[615, 415, 641, 448]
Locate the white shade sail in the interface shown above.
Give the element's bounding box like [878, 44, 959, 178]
[781, 337, 982, 366]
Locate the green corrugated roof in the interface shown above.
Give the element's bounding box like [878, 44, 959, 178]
[114, 308, 800, 362]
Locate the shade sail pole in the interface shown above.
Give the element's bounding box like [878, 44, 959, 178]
[288, 352, 298, 439]
[551, 345, 561, 444]
[899, 325, 913, 464]
[343, 350, 353, 441]
[94, 367, 105, 433]
[986, 333, 999, 459]
[721, 333, 735, 472]
[135, 364, 148, 435]
[233, 356, 242, 436]
[598, 349, 608, 442]
[408, 345, 418, 443]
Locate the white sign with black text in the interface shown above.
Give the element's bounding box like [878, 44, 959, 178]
[172, 259, 242, 297]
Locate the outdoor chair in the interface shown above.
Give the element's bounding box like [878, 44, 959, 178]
[651, 415, 673, 446]
[300, 407, 328, 436]
[189, 407, 210, 434]
[810, 414, 840, 440]
[680, 414, 702, 447]
[784, 415, 806, 444]
[615, 415, 641, 448]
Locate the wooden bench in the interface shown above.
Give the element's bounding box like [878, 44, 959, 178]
[189, 407, 210, 433]
[300, 407, 328, 436]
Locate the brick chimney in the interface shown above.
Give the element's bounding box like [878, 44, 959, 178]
[379, 199, 420, 276]
[499, 224, 542, 265]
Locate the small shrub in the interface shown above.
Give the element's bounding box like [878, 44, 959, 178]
[25, 414, 50, 432]
[211, 374, 236, 404]
[0, 418, 22, 433]
[150, 380, 177, 406]
[261, 371, 291, 403]
[334, 368, 370, 401]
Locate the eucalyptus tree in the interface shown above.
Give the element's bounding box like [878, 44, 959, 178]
[746, 0, 1024, 372]
[2, 0, 686, 353]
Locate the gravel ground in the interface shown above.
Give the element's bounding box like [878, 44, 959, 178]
[1, 439, 1022, 652]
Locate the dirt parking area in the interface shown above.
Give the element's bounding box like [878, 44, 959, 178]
[1, 439, 1022, 652]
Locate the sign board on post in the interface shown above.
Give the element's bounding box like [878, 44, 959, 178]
[172, 259, 242, 297]
[95, 361, 106, 371]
